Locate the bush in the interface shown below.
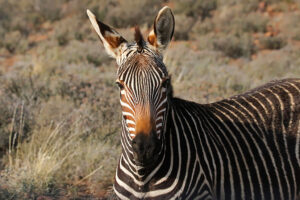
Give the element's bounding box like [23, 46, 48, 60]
[259, 36, 287, 50]
[174, 0, 217, 20]
[104, 0, 162, 28]
[239, 13, 268, 33]
[218, 0, 260, 12]
[213, 34, 256, 58]
[33, 0, 63, 21]
[52, 16, 93, 46]
[173, 14, 195, 40]
[2, 31, 30, 53]
[189, 17, 214, 38]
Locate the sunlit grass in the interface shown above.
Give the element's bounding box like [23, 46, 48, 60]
[1, 109, 120, 199]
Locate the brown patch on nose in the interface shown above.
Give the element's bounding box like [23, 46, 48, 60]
[135, 103, 155, 135]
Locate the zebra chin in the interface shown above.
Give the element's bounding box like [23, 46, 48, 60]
[131, 131, 162, 166]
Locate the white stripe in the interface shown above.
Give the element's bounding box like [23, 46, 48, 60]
[156, 108, 166, 116]
[114, 184, 130, 200]
[156, 97, 167, 109]
[122, 111, 134, 118]
[156, 123, 163, 128]
[120, 129, 133, 155]
[126, 119, 135, 125]
[120, 100, 134, 113]
[156, 116, 163, 122]
[130, 133, 135, 137]
[128, 127, 135, 132]
[195, 190, 209, 200]
[296, 123, 300, 166]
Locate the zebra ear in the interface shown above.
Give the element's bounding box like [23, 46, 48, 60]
[147, 6, 175, 53]
[87, 9, 127, 59]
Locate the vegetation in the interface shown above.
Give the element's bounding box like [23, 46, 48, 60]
[0, 0, 300, 199]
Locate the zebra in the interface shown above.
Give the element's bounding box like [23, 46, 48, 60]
[87, 6, 300, 200]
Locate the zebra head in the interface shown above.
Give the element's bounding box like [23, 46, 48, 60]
[87, 7, 174, 165]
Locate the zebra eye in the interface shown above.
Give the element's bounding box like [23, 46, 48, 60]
[161, 78, 169, 88]
[116, 81, 124, 90]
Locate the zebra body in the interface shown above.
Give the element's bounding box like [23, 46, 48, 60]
[87, 6, 300, 200]
[115, 79, 300, 200]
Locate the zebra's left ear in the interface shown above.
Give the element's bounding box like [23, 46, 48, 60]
[147, 6, 175, 53]
[87, 9, 127, 59]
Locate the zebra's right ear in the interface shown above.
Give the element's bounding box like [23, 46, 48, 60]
[147, 6, 175, 53]
[87, 9, 127, 59]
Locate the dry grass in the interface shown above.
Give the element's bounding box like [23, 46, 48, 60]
[1, 107, 120, 199]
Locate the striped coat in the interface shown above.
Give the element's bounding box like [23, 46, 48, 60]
[114, 78, 300, 199]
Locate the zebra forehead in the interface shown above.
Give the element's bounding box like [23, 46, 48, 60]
[117, 54, 168, 84]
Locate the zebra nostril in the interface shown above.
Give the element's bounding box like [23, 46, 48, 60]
[131, 132, 160, 165]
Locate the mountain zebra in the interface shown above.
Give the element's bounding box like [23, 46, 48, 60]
[87, 6, 300, 200]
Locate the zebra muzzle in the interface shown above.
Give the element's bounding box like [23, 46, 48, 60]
[132, 131, 161, 166]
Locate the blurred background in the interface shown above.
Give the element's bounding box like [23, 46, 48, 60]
[0, 0, 300, 199]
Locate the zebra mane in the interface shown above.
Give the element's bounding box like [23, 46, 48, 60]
[134, 26, 144, 53]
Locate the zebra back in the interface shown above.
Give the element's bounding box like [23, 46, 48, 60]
[167, 78, 300, 199]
